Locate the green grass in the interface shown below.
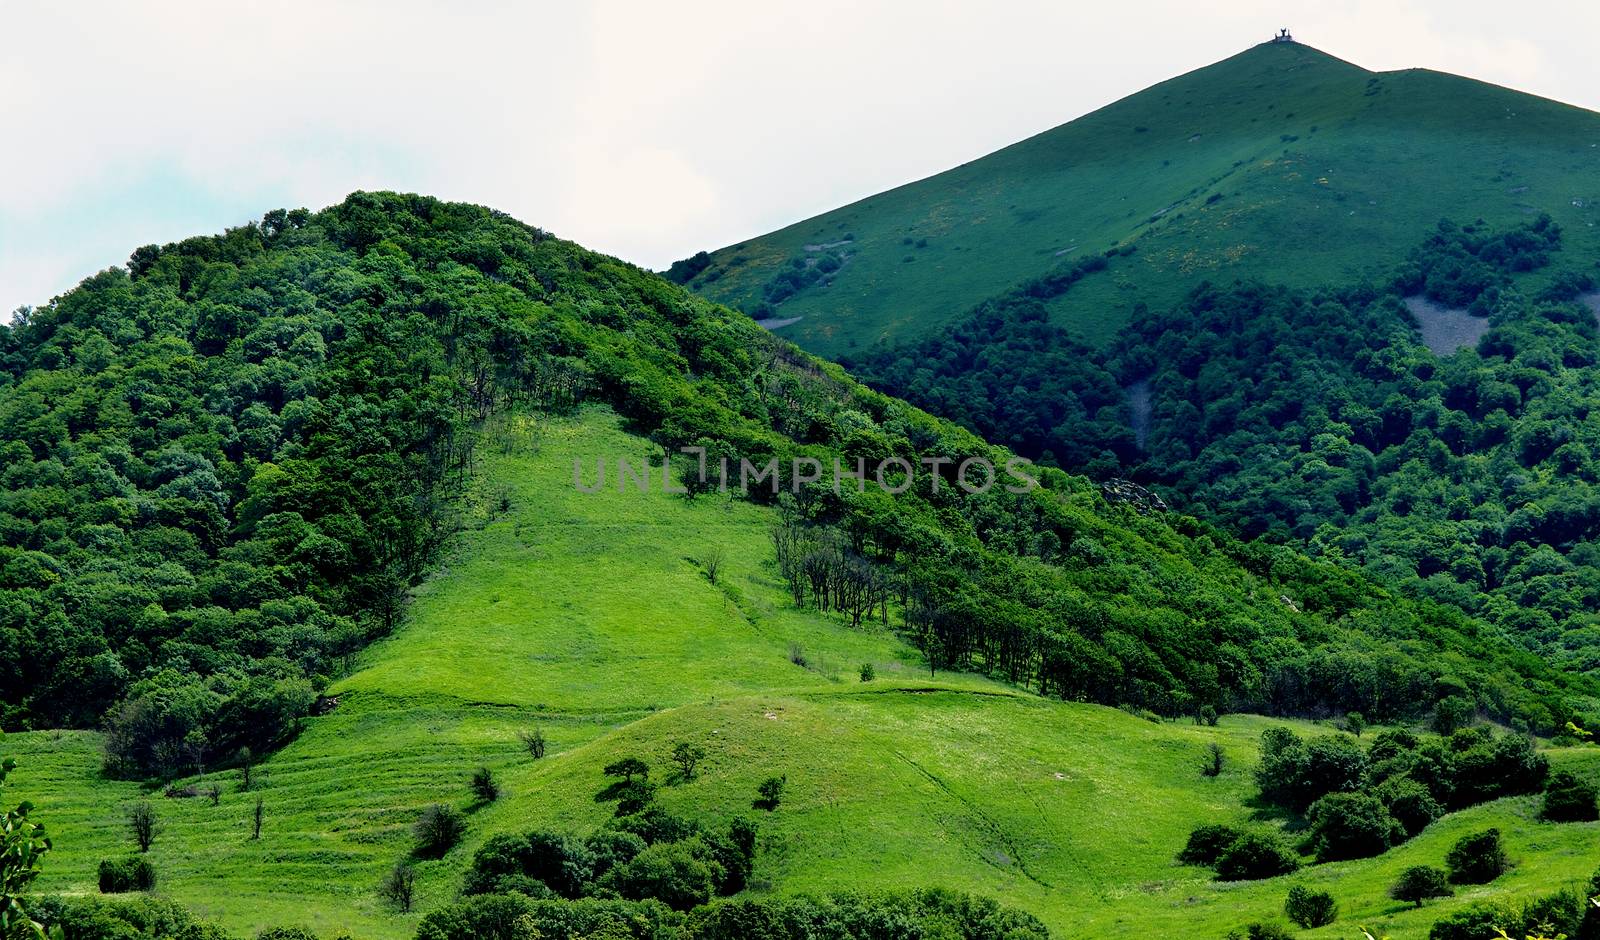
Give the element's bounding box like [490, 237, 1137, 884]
[686, 41, 1600, 356]
[10, 407, 1600, 939]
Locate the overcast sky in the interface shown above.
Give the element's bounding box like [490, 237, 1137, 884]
[4, 0, 1598, 315]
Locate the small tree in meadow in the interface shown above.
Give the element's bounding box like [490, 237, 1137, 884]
[859, 663, 875, 682]
[127, 801, 158, 853]
[380, 863, 417, 912]
[1445, 828, 1506, 884]
[671, 742, 706, 781]
[414, 803, 466, 858]
[1344, 711, 1366, 736]
[1390, 865, 1452, 907]
[470, 767, 500, 803]
[604, 757, 650, 783]
[1283, 884, 1337, 928]
[700, 547, 726, 586]
[754, 775, 787, 811]
[519, 728, 547, 759]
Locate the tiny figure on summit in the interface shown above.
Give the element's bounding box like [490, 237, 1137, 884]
[1272, 27, 1294, 42]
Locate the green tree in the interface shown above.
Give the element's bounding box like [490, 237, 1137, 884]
[414, 804, 466, 859]
[1445, 828, 1507, 884]
[1283, 884, 1337, 928]
[754, 775, 786, 812]
[670, 742, 706, 781]
[603, 758, 649, 783]
[126, 802, 156, 853]
[1214, 832, 1299, 881]
[1305, 791, 1404, 862]
[470, 767, 499, 804]
[1389, 865, 1452, 907]
[1540, 771, 1598, 822]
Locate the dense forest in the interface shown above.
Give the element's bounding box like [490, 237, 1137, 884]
[0, 195, 1592, 790]
[849, 217, 1600, 682]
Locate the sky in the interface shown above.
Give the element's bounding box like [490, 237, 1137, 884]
[4, 0, 1599, 315]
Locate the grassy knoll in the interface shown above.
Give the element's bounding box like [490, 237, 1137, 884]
[10, 408, 1599, 938]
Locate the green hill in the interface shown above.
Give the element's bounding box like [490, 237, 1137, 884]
[11, 410, 1600, 939]
[675, 40, 1600, 356]
[3, 194, 1598, 939]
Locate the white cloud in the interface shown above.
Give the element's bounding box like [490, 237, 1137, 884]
[3, 0, 1598, 314]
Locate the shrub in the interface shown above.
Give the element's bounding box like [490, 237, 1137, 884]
[1445, 828, 1507, 884]
[463, 830, 596, 898]
[1305, 791, 1404, 862]
[518, 728, 547, 759]
[97, 856, 156, 893]
[1376, 776, 1443, 836]
[1427, 901, 1519, 940]
[379, 863, 416, 912]
[1540, 770, 1598, 822]
[1283, 884, 1336, 928]
[414, 803, 467, 858]
[1215, 832, 1299, 881]
[1344, 712, 1366, 736]
[1226, 925, 1296, 940]
[470, 766, 499, 803]
[754, 775, 786, 811]
[1390, 865, 1451, 907]
[127, 801, 157, 853]
[1198, 705, 1219, 726]
[859, 663, 875, 682]
[600, 839, 718, 911]
[415, 893, 535, 940]
[1177, 824, 1242, 866]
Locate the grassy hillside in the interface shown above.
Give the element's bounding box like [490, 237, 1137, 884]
[12, 410, 1599, 939]
[679, 41, 1600, 356]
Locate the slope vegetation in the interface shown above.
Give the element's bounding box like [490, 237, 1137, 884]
[11, 410, 1599, 939]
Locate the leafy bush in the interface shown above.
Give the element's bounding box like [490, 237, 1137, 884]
[97, 856, 156, 893]
[1540, 770, 1598, 822]
[1214, 832, 1299, 881]
[414, 803, 467, 858]
[1375, 777, 1443, 836]
[599, 839, 719, 911]
[1177, 825, 1243, 866]
[754, 775, 786, 811]
[686, 888, 1049, 940]
[1225, 925, 1296, 940]
[1390, 865, 1452, 907]
[29, 896, 231, 940]
[470, 767, 500, 803]
[1283, 884, 1337, 928]
[1305, 791, 1404, 862]
[1444, 828, 1507, 884]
